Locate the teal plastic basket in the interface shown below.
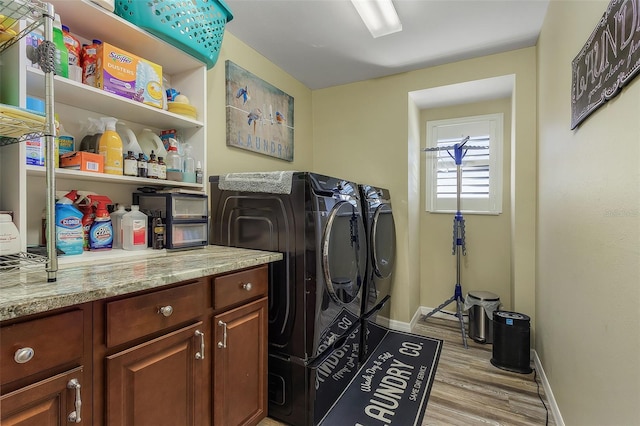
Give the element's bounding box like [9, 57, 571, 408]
[115, 0, 233, 69]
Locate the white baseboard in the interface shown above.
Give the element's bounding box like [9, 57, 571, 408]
[532, 350, 565, 426]
[413, 306, 564, 426]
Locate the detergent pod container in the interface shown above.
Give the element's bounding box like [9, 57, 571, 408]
[98, 117, 123, 175]
[88, 195, 113, 251]
[55, 190, 84, 256]
[137, 128, 167, 160]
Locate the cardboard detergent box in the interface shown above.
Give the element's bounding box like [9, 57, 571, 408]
[60, 151, 104, 173]
[95, 42, 163, 109]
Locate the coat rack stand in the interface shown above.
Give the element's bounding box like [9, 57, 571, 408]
[421, 136, 485, 349]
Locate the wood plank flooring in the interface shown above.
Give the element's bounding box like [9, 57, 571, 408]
[259, 316, 553, 426]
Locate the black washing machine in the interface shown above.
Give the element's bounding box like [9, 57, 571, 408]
[210, 171, 368, 426]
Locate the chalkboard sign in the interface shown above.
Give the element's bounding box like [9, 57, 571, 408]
[571, 0, 640, 129]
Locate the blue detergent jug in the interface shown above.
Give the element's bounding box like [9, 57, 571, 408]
[55, 190, 84, 255]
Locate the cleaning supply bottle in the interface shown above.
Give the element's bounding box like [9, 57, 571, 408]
[52, 13, 69, 78]
[195, 161, 203, 184]
[55, 190, 84, 255]
[99, 117, 123, 175]
[122, 205, 148, 250]
[165, 139, 182, 182]
[123, 150, 138, 176]
[110, 204, 128, 249]
[137, 153, 148, 178]
[147, 151, 159, 179]
[182, 143, 196, 183]
[76, 194, 95, 251]
[88, 195, 114, 250]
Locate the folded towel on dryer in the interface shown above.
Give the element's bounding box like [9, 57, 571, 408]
[218, 171, 296, 194]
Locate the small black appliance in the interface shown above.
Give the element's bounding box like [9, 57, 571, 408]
[491, 310, 532, 374]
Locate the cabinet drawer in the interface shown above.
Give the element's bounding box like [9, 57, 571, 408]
[213, 266, 268, 310]
[1, 310, 84, 386]
[106, 280, 205, 348]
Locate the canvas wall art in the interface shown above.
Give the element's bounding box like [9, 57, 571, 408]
[225, 60, 294, 161]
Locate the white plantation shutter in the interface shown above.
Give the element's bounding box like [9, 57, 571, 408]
[426, 114, 503, 214]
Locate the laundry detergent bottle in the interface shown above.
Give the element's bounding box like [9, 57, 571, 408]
[55, 190, 84, 256]
[88, 195, 113, 251]
[99, 117, 123, 175]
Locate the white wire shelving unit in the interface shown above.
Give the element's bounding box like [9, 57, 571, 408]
[1, 0, 58, 281]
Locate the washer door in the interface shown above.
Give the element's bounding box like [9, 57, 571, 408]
[322, 201, 367, 305]
[371, 203, 396, 279]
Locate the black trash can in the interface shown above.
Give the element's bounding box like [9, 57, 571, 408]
[491, 310, 532, 374]
[467, 291, 500, 344]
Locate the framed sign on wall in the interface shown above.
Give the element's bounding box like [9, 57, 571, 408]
[225, 60, 294, 161]
[571, 0, 640, 129]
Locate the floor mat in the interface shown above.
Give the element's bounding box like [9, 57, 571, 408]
[318, 327, 443, 426]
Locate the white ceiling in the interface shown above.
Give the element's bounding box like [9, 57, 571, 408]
[224, 0, 550, 103]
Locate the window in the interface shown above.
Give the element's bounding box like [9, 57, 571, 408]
[425, 113, 503, 214]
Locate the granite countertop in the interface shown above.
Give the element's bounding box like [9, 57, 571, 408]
[0, 245, 282, 321]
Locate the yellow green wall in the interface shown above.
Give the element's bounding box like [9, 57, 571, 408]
[420, 98, 513, 314]
[537, 0, 640, 423]
[312, 48, 537, 325]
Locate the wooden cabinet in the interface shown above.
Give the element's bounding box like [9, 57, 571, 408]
[212, 265, 269, 426]
[106, 321, 208, 426]
[0, 306, 92, 424]
[213, 298, 268, 426]
[1, 367, 85, 425]
[0, 265, 269, 426]
[96, 278, 209, 425]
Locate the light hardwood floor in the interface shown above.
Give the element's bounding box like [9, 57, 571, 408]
[259, 316, 553, 426]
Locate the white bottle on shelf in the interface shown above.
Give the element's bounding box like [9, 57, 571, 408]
[110, 204, 128, 249]
[122, 205, 148, 251]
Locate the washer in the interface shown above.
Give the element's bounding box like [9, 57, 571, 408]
[209, 172, 367, 426]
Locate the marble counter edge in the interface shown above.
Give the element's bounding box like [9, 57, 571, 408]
[0, 246, 283, 321]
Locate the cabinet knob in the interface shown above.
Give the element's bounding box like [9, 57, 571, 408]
[242, 282, 253, 291]
[158, 305, 173, 317]
[14, 347, 35, 364]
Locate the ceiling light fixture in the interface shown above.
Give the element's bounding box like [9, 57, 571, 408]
[351, 0, 402, 38]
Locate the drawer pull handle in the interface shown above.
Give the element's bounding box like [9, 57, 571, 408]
[195, 330, 205, 360]
[14, 347, 35, 364]
[218, 320, 228, 349]
[242, 282, 253, 291]
[67, 378, 82, 423]
[158, 305, 174, 317]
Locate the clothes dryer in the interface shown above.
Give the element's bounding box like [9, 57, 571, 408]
[358, 184, 397, 363]
[210, 171, 368, 426]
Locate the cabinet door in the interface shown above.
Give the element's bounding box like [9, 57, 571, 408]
[214, 297, 268, 426]
[106, 321, 208, 426]
[0, 367, 85, 425]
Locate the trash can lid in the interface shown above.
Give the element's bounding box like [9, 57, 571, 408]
[467, 290, 500, 301]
